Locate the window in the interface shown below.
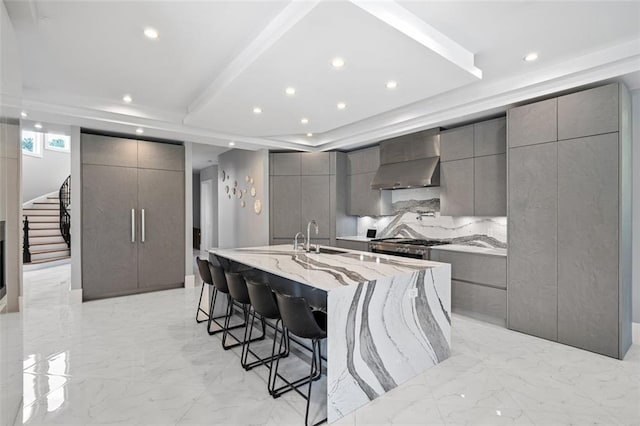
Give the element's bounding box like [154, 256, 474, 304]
[21, 130, 43, 158]
[45, 133, 70, 152]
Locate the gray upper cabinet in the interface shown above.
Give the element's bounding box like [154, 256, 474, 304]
[440, 158, 474, 217]
[271, 153, 301, 175]
[301, 152, 331, 175]
[82, 133, 138, 167]
[557, 83, 618, 141]
[508, 142, 558, 341]
[474, 154, 506, 216]
[137, 140, 184, 171]
[557, 133, 620, 358]
[474, 117, 506, 156]
[508, 98, 557, 148]
[270, 152, 353, 243]
[440, 124, 474, 161]
[270, 175, 301, 238]
[347, 146, 379, 175]
[347, 146, 391, 216]
[301, 175, 331, 238]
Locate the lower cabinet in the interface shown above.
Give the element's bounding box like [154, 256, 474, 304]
[431, 249, 507, 326]
[335, 239, 369, 251]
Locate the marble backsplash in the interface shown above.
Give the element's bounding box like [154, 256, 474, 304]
[356, 187, 507, 248]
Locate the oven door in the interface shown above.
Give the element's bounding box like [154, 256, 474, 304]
[370, 246, 427, 260]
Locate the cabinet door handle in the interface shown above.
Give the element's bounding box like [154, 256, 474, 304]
[131, 209, 135, 243]
[141, 209, 146, 243]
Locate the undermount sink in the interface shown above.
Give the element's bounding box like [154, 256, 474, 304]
[315, 247, 348, 255]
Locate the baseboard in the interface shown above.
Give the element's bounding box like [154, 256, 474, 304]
[184, 274, 195, 289]
[633, 322, 640, 345]
[69, 289, 83, 304]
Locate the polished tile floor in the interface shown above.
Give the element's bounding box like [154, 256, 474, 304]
[1, 264, 639, 425]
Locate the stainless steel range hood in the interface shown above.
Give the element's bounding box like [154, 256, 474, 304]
[371, 129, 441, 190]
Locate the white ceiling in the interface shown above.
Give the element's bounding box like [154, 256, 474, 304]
[3, 0, 640, 152]
[191, 143, 228, 171]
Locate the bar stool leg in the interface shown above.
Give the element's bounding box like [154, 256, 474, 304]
[195, 282, 207, 323]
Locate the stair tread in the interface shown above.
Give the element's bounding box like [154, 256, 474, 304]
[30, 247, 71, 254]
[29, 241, 66, 246]
[27, 255, 70, 265]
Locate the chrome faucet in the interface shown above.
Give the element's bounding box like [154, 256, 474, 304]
[294, 232, 306, 251]
[306, 220, 319, 253]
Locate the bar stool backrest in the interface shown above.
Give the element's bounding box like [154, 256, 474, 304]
[275, 292, 326, 339]
[196, 257, 214, 286]
[225, 272, 251, 304]
[210, 264, 230, 294]
[246, 279, 280, 319]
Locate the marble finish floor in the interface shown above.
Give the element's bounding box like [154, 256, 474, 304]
[0, 264, 638, 425]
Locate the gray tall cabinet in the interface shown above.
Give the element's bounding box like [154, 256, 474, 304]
[507, 83, 632, 359]
[82, 133, 185, 300]
[270, 152, 355, 246]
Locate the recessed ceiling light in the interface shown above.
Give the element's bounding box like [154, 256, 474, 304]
[300, 118, 309, 124]
[337, 102, 347, 110]
[143, 27, 159, 39]
[136, 128, 144, 134]
[228, 141, 235, 147]
[20, 111, 28, 118]
[123, 94, 133, 103]
[386, 80, 398, 89]
[34, 123, 42, 129]
[306, 133, 313, 137]
[285, 87, 296, 96]
[523, 52, 539, 62]
[253, 107, 262, 114]
[331, 57, 345, 69]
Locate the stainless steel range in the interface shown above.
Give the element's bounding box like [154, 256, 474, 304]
[368, 237, 448, 260]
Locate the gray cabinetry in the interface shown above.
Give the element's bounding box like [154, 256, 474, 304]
[440, 125, 474, 161]
[270, 152, 301, 175]
[507, 83, 631, 359]
[430, 248, 507, 325]
[81, 134, 185, 301]
[440, 159, 474, 217]
[347, 146, 391, 216]
[82, 165, 139, 300]
[270, 152, 353, 245]
[474, 154, 506, 217]
[474, 117, 506, 156]
[440, 117, 506, 217]
[137, 169, 185, 290]
[507, 98, 557, 148]
[270, 175, 301, 239]
[557, 133, 620, 358]
[557, 83, 618, 141]
[508, 142, 558, 341]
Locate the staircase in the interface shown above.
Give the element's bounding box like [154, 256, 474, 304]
[23, 193, 70, 265]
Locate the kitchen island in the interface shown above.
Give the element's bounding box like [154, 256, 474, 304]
[209, 245, 451, 423]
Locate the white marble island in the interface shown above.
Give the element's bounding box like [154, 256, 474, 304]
[209, 245, 451, 423]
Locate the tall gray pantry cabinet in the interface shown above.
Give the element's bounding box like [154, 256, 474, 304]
[507, 83, 632, 359]
[81, 133, 185, 300]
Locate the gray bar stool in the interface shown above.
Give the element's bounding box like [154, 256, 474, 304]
[208, 264, 247, 339]
[223, 271, 266, 350]
[274, 292, 327, 426]
[244, 279, 290, 393]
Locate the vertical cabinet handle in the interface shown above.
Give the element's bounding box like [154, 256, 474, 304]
[141, 209, 146, 243]
[131, 209, 135, 243]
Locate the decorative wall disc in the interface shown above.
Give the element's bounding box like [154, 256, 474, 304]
[221, 170, 226, 181]
[250, 187, 256, 197]
[241, 200, 246, 208]
[254, 199, 262, 214]
[245, 175, 250, 182]
[225, 185, 229, 193]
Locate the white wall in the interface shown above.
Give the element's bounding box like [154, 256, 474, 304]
[217, 149, 269, 249]
[632, 89, 639, 323]
[22, 147, 70, 202]
[192, 172, 200, 228]
[200, 165, 218, 249]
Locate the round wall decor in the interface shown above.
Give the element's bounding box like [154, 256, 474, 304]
[254, 199, 262, 214]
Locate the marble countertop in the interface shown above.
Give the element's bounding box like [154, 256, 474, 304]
[209, 244, 449, 292]
[431, 244, 507, 257]
[336, 236, 373, 242]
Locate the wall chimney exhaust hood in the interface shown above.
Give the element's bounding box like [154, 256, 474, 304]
[371, 129, 440, 190]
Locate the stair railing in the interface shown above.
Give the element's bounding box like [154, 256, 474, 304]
[23, 216, 31, 263]
[59, 175, 71, 248]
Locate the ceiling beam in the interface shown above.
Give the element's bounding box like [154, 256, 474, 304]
[184, 0, 320, 119]
[350, 0, 482, 79]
